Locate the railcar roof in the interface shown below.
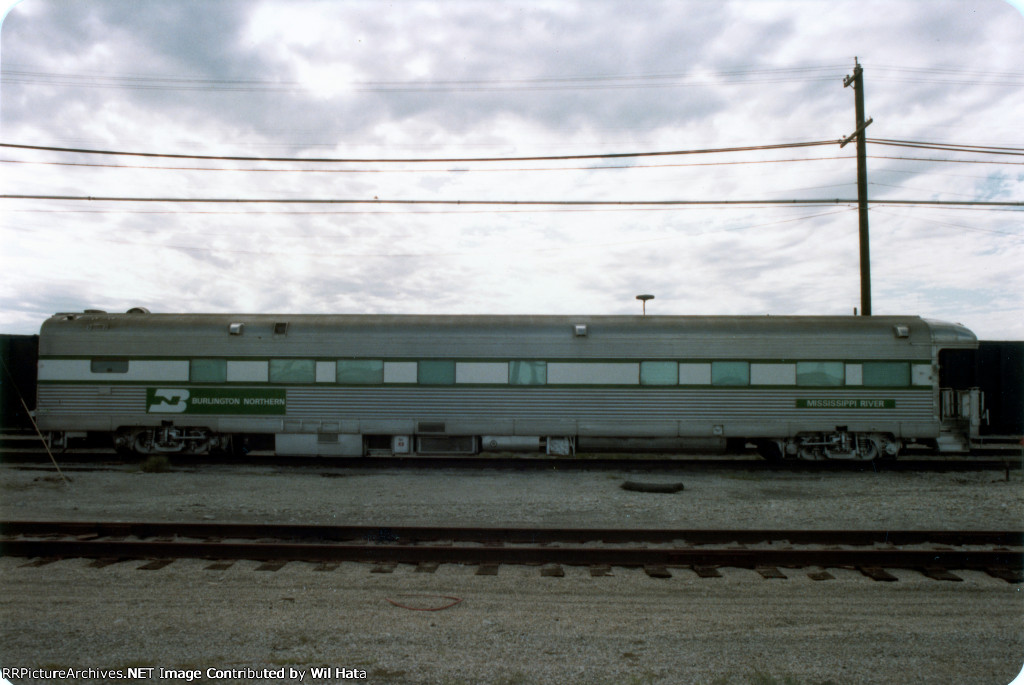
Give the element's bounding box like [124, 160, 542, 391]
[44, 312, 945, 325]
[39, 311, 977, 360]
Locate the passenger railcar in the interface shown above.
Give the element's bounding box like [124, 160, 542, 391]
[34, 310, 991, 460]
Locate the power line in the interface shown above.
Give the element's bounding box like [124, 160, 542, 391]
[866, 139, 1024, 156]
[2, 194, 1020, 207]
[0, 155, 858, 174]
[872, 64, 1024, 78]
[5, 153, 1022, 175]
[871, 207, 1024, 240]
[0, 64, 849, 93]
[0, 140, 839, 163]
[868, 154, 1024, 166]
[4, 138, 1020, 166]
[0, 204, 851, 217]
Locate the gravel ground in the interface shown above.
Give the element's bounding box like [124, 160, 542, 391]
[1, 461, 1022, 529]
[1, 460, 1022, 684]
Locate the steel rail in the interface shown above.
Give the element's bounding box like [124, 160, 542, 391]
[1, 539, 1020, 570]
[1, 521, 1020, 573]
[1, 448, 1019, 472]
[1, 520, 1021, 546]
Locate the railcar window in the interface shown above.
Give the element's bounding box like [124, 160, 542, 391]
[269, 359, 315, 383]
[796, 361, 845, 386]
[750, 363, 797, 385]
[711, 361, 749, 386]
[509, 360, 546, 385]
[862, 361, 910, 387]
[678, 363, 712, 385]
[418, 360, 456, 385]
[640, 361, 678, 385]
[90, 358, 128, 373]
[336, 360, 384, 384]
[190, 359, 226, 383]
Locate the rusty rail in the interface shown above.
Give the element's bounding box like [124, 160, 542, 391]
[1, 521, 1020, 578]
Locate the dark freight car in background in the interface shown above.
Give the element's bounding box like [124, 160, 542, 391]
[940, 340, 1024, 441]
[0, 334, 39, 432]
[977, 341, 1024, 438]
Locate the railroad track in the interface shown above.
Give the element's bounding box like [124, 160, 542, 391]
[1, 447, 1020, 472]
[2, 521, 1021, 582]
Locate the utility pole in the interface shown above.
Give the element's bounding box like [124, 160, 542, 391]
[841, 57, 873, 316]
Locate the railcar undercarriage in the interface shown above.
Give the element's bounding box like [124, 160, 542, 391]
[92, 425, 910, 461]
[765, 432, 902, 461]
[113, 426, 229, 455]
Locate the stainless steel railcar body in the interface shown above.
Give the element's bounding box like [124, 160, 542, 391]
[35, 311, 980, 459]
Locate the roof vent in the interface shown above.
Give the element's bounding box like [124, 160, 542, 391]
[229, 322, 245, 336]
[274, 322, 289, 335]
[126, 307, 150, 314]
[893, 324, 910, 339]
[574, 324, 588, 337]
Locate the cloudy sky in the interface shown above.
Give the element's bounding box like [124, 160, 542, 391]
[1, 0, 1022, 338]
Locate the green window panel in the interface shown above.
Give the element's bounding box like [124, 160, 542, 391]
[640, 361, 678, 385]
[190, 358, 226, 383]
[862, 361, 910, 387]
[336, 360, 384, 384]
[797, 361, 845, 386]
[509, 360, 547, 385]
[418, 360, 456, 385]
[711, 361, 749, 386]
[269, 359, 315, 383]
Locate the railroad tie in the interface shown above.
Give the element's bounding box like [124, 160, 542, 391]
[859, 566, 898, 582]
[985, 567, 1024, 584]
[204, 561, 235, 571]
[921, 566, 962, 582]
[755, 565, 787, 579]
[137, 559, 175, 571]
[644, 565, 672, 578]
[313, 562, 340, 572]
[256, 561, 289, 572]
[691, 565, 722, 578]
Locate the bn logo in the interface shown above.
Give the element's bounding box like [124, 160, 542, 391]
[148, 388, 189, 413]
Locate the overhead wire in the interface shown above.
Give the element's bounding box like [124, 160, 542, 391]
[2, 194, 1020, 207]
[0, 61, 1018, 270]
[871, 207, 1024, 240]
[0, 63, 850, 93]
[0, 155, 859, 174]
[866, 139, 1024, 156]
[8, 62, 1023, 94]
[0, 203, 852, 217]
[0, 140, 841, 163]
[2, 138, 1020, 168]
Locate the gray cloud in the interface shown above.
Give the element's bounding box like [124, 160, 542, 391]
[1, 0, 1021, 338]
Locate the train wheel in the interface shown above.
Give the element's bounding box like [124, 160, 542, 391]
[854, 436, 880, 461]
[131, 429, 157, 455]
